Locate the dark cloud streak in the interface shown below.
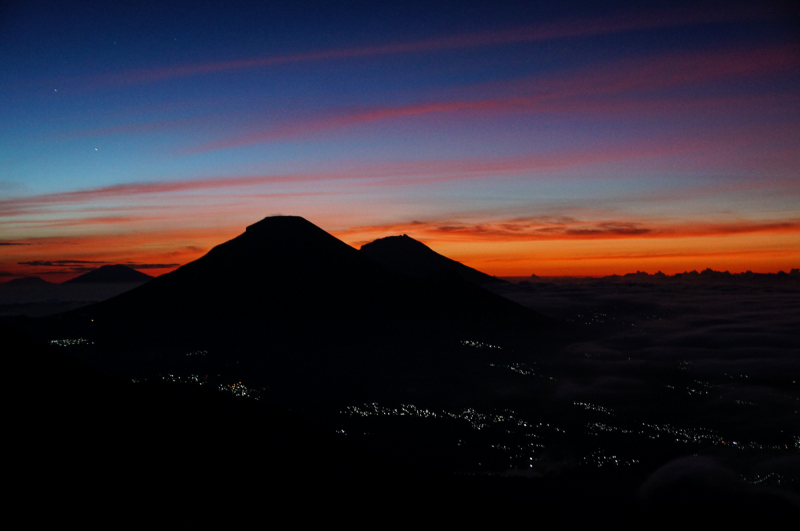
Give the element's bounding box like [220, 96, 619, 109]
[124, 263, 180, 270]
[19, 260, 109, 267]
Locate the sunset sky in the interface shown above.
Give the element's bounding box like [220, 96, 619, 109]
[2, 1, 799, 281]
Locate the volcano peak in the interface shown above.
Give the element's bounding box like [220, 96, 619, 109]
[360, 234, 502, 285]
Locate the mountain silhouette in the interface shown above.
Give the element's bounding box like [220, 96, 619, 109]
[360, 234, 503, 285]
[71, 216, 539, 341]
[64, 264, 152, 284]
[4, 276, 52, 286]
[34, 216, 553, 407]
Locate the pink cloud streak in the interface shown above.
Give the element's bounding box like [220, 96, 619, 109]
[189, 44, 798, 153]
[0, 184, 331, 216]
[0, 145, 679, 218]
[5, 130, 796, 219]
[90, 7, 780, 87]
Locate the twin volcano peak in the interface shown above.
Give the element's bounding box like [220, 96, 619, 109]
[74, 215, 531, 343]
[179, 215, 501, 286]
[235, 216, 501, 284]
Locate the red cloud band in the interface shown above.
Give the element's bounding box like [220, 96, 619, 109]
[343, 217, 800, 242]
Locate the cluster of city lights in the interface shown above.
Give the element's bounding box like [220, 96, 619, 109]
[218, 381, 260, 400]
[581, 448, 639, 467]
[159, 374, 207, 385]
[460, 340, 502, 350]
[487, 362, 537, 376]
[574, 402, 615, 416]
[49, 338, 91, 347]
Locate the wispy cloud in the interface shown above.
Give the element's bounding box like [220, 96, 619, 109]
[124, 263, 180, 270]
[4, 126, 794, 220]
[0, 186, 331, 217]
[0, 146, 675, 219]
[19, 259, 108, 267]
[189, 43, 799, 153]
[345, 216, 800, 242]
[18, 259, 179, 271]
[89, 6, 778, 87]
[190, 99, 510, 153]
[1, 216, 169, 228]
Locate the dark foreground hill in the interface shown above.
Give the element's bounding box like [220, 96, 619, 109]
[26, 215, 556, 410]
[360, 234, 503, 285]
[64, 264, 153, 283]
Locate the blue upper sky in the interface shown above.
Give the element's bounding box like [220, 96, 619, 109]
[2, 0, 799, 278]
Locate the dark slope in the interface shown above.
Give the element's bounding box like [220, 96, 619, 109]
[361, 234, 503, 285]
[2, 323, 490, 520]
[8, 322, 713, 524]
[9, 315, 791, 523]
[64, 264, 152, 283]
[65, 216, 539, 343]
[32, 216, 554, 407]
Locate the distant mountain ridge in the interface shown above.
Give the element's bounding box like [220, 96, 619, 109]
[520, 268, 800, 284]
[605, 268, 800, 284]
[3, 276, 52, 286]
[360, 234, 503, 285]
[65, 264, 153, 284]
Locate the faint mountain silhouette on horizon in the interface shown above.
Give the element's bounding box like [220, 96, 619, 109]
[3, 276, 53, 286]
[65, 264, 153, 284]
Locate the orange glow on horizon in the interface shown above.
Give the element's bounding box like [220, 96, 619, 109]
[427, 236, 800, 277]
[3, 217, 799, 282]
[336, 222, 800, 277]
[0, 226, 241, 283]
